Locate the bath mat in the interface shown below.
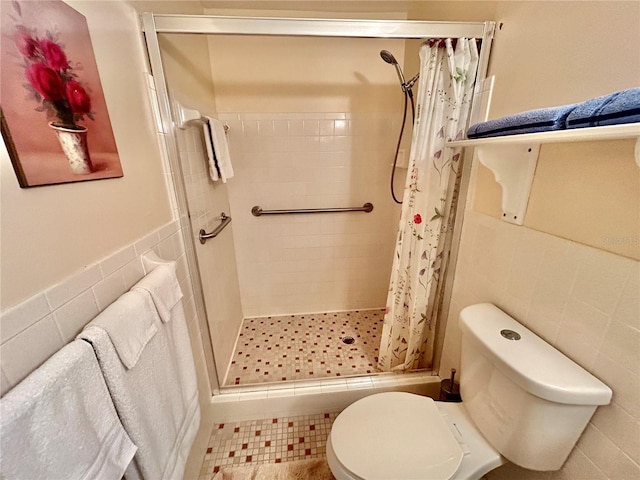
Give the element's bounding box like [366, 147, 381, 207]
[211, 458, 335, 480]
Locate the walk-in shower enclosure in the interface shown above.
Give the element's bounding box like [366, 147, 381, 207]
[142, 13, 495, 394]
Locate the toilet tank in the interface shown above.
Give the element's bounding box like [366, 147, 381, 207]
[458, 303, 611, 471]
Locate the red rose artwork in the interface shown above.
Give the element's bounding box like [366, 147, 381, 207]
[0, 0, 122, 187]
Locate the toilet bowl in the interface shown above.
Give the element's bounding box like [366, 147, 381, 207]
[326, 392, 504, 480]
[326, 303, 612, 480]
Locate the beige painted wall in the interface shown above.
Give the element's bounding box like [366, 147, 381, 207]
[408, 0, 498, 22]
[204, 8, 408, 114]
[487, 1, 640, 117]
[526, 140, 638, 259]
[0, 0, 172, 309]
[159, 34, 218, 115]
[206, 35, 406, 114]
[469, 1, 640, 259]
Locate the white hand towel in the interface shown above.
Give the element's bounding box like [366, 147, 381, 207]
[203, 121, 220, 182]
[132, 262, 182, 323]
[90, 290, 159, 369]
[206, 116, 234, 183]
[141, 250, 170, 272]
[0, 340, 136, 480]
[80, 302, 200, 480]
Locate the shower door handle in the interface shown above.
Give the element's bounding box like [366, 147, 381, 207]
[199, 212, 231, 244]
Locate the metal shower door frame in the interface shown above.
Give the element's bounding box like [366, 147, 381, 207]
[141, 13, 495, 395]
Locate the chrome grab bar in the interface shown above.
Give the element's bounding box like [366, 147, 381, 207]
[199, 212, 231, 244]
[251, 203, 373, 216]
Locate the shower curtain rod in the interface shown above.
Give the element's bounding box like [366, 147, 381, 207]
[149, 14, 488, 39]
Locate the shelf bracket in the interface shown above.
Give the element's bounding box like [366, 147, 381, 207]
[475, 143, 540, 225]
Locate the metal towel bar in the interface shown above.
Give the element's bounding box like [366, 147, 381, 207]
[199, 212, 231, 244]
[251, 203, 373, 216]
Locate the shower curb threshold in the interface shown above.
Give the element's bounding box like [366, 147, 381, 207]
[206, 371, 440, 423]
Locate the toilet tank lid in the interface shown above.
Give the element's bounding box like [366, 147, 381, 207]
[459, 303, 612, 406]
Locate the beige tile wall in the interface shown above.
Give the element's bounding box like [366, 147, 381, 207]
[219, 112, 403, 317]
[441, 210, 639, 479]
[0, 218, 211, 408]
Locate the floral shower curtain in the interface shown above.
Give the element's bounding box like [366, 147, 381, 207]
[378, 38, 479, 372]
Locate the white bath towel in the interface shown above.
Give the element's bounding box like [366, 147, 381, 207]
[203, 120, 220, 182]
[79, 271, 200, 480]
[132, 263, 182, 323]
[206, 116, 234, 183]
[91, 290, 159, 369]
[141, 250, 171, 272]
[0, 340, 136, 480]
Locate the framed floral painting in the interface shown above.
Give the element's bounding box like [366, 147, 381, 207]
[0, 0, 122, 187]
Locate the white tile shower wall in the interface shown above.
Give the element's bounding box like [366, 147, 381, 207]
[175, 126, 244, 382]
[219, 113, 403, 317]
[0, 218, 210, 402]
[441, 210, 640, 480]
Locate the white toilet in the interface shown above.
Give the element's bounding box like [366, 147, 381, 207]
[327, 303, 612, 480]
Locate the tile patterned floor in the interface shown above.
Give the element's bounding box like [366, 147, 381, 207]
[199, 411, 339, 479]
[223, 309, 384, 386]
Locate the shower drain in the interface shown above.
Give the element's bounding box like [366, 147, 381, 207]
[341, 336, 355, 345]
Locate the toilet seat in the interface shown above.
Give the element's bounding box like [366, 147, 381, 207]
[329, 392, 464, 480]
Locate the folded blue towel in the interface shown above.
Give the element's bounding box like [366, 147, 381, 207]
[467, 104, 578, 138]
[566, 87, 640, 128]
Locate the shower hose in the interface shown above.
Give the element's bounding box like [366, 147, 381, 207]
[391, 89, 416, 204]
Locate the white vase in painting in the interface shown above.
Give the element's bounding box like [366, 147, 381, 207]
[49, 122, 94, 174]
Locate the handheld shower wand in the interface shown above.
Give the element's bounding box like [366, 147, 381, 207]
[380, 49, 420, 204]
[379, 50, 419, 94]
[380, 50, 407, 90]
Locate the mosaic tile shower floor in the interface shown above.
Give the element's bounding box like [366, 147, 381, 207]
[199, 411, 339, 479]
[223, 309, 384, 386]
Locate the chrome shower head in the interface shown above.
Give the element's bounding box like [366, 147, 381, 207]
[379, 50, 398, 65]
[379, 50, 406, 89]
